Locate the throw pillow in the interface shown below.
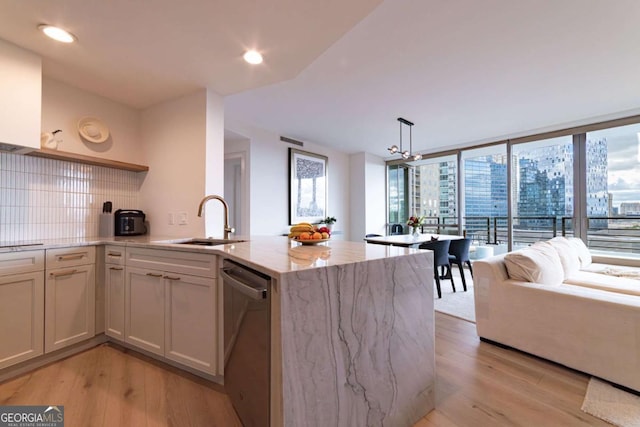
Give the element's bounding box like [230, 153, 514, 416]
[549, 236, 581, 278]
[567, 237, 592, 268]
[504, 241, 564, 285]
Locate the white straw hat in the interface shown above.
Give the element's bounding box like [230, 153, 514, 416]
[77, 117, 110, 143]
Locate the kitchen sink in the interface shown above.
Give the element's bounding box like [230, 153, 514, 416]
[176, 238, 245, 246]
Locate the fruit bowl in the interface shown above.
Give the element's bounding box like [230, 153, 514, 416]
[290, 237, 330, 245]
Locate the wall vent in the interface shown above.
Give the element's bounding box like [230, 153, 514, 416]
[280, 136, 304, 147]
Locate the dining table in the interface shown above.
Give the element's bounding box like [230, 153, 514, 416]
[364, 233, 463, 248]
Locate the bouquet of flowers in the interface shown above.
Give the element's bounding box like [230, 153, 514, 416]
[407, 215, 425, 233]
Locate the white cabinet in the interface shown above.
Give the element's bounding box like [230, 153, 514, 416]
[125, 266, 165, 356]
[104, 246, 125, 341]
[0, 38, 41, 152]
[165, 272, 215, 374]
[44, 247, 96, 353]
[0, 250, 45, 369]
[124, 247, 217, 374]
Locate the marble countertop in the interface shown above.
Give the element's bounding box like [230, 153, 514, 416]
[210, 236, 424, 277]
[0, 235, 425, 278]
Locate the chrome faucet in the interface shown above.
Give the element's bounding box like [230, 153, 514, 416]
[197, 195, 235, 239]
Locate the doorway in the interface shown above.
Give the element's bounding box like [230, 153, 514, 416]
[224, 152, 248, 236]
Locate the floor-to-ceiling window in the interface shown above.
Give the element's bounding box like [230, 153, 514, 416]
[388, 164, 408, 233]
[386, 115, 640, 257]
[461, 145, 507, 246]
[387, 155, 457, 234]
[510, 136, 574, 249]
[586, 123, 640, 254]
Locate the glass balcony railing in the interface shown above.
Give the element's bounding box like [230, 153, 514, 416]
[422, 215, 640, 258]
[586, 217, 640, 257]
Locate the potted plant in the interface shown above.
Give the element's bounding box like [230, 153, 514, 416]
[322, 216, 337, 231]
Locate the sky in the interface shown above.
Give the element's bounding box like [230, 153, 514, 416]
[590, 123, 640, 208]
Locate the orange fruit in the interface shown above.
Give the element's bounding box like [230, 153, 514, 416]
[312, 232, 322, 240]
[299, 232, 311, 240]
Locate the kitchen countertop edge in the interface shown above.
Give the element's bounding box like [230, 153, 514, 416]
[0, 235, 427, 278]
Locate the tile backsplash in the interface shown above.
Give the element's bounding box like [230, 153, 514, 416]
[0, 152, 142, 241]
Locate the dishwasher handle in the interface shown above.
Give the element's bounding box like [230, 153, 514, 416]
[221, 268, 267, 300]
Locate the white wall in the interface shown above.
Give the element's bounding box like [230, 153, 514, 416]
[204, 90, 226, 237]
[140, 90, 224, 237]
[225, 120, 350, 239]
[349, 153, 367, 240]
[41, 77, 143, 163]
[349, 152, 387, 240]
[364, 152, 387, 235]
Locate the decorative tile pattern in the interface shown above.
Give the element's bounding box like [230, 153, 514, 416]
[0, 152, 141, 241]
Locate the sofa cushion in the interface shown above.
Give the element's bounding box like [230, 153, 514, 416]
[549, 236, 581, 278]
[564, 270, 640, 296]
[567, 237, 592, 268]
[504, 241, 564, 285]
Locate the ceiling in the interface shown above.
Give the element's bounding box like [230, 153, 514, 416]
[0, 0, 381, 107]
[2, 0, 640, 156]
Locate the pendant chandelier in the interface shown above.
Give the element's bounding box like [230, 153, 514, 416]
[387, 117, 422, 161]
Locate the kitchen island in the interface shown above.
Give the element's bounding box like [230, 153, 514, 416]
[211, 237, 435, 427]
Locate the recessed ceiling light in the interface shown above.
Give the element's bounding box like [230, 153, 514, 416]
[38, 24, 76, 43]
[243, 50, 263, 65]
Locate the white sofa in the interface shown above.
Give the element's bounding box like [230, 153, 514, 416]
[474, 237, 640, 392]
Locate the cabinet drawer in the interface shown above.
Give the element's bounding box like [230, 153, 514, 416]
[126, 247, 216, 278]
[46, 246, 96, 269]
[105, 245, 125, 265]
[0, 250, 45, 276]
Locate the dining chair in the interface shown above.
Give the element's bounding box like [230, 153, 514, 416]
[390, 224, 404, 235]
[448, 238, 473, 292]
[419, 239, 454, 299]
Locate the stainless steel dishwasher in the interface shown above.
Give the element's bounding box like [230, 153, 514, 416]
[221, 258, 270, 427]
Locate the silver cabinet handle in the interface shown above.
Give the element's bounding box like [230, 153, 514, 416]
[220, 268, 266, 300]
[109, 266, 124, 271]
[146, 272, 163, 278]
[58, 253, 85, 261]
[50, 269, 77, 278]
[163, 275, 181, 281]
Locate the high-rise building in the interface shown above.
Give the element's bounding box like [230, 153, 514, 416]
[620, 202, 640, 215]
[586, 138, 609, 229]
[439, 161, 457, 218]
[464, 155, 507, 218]
[460, 141, 608, 232]
[396, 140, 609, 235]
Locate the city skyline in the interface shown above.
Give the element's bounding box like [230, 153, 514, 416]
[389, 124, 640, 230]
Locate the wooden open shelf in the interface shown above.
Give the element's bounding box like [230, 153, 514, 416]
[26, 148, 149, 172]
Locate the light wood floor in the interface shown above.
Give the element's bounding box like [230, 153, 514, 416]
[0, 315, 609, 427]
[0, 344, 241, 426]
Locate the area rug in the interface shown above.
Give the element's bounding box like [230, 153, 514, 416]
[581, 377, 640, 426]
[433, 269, 475, 323]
